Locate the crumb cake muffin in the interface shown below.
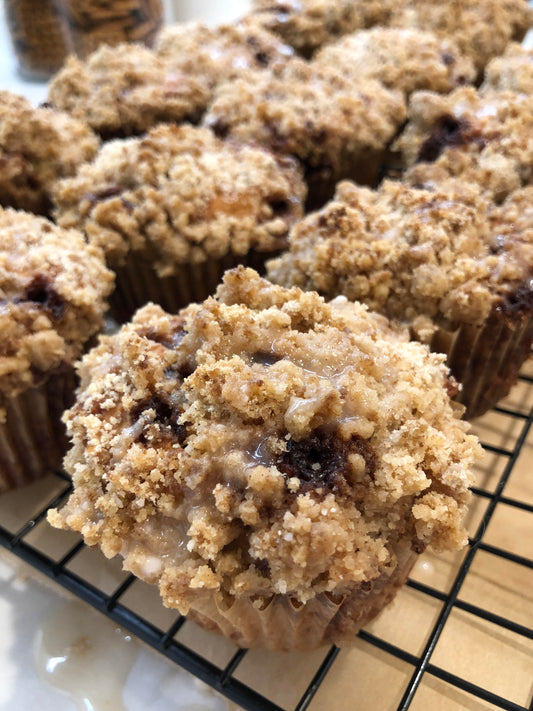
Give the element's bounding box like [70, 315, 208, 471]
[314, 29, 475, 97]
[204, 57, 406, 207]
[155, 19, 294, 78]
[395, 86, 533, 202]
[47, 44, 211, 139]
[0, 91, 99, 215]
[267, 180, 533, 418]
[248, 0, 397, 56]
[53, 123, 306, 320]
[389, 0, 533, 75]
[49, 268, 479, 651]
[0, 208, 113, 493]
[481, 43, 533, 94]
[47, 22, 292, 139]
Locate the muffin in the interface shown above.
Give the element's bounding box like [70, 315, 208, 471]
[48, 267, 479, 651]
[204, 57, 406, 207]
[0, 208, 114, 493]
[52, 123, 306, 320]
[389, 0, 533, 75]
[247, 0, 397, 56]
[481, 43, 533, 94]
[395, 86, 533, 202]
[314, 28, 476, 97]
[267, 179, 533, 418]
[0, 91, 99, 215]
[47, 22, 293, 140]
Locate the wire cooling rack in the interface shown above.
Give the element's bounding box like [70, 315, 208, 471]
[1, 372, 532, 711]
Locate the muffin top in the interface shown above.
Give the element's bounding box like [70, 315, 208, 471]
[0, 91, 99, 214]
[48, 44, 211, 138]
[0, 208, 114, 407]
[389, 0, 533, 73]
[315, 28, 475, 96]
[248, 0, 395, 55]
[49, 268, 478, 613]
[155, 19, 294, 80]
[267, 179, 533, 330]
[53, 124, 306, 272]
[204, 57, 406, 171]
[482, 43, 533, 94]
[395, 86, 533, 202]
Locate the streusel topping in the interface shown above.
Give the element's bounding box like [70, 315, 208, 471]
[204, 57, 405, 180]
[267, 179, 533, 329]
[389, 0, 533, 73]
[49, 268, 478, 613]
[482, 43, 533, 95]
[0, 208, 113, 404]
[53, 124, 306, 272]
[0, 91, 99, 214]
[315, 28, 475, 96]
[395, 87, 533, 201]
[48, 44, 211, 137]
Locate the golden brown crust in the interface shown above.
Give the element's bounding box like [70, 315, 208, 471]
[48, 43, 211, 137]
[0, 91, 99, 214]
[482, 43, 533, 94]
[267, 179, 533, 329]
[53, 123, 306, 273]
[390, 0, 533, 73]
[248, 0, 396, 55]
[315, 28, 476, 96]
[203, 57, 406, 196]
[0, 207, 114, 404]
[49, 268, 478, 616]
[395, 87, 533, 202]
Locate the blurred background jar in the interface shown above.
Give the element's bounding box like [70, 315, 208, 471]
[4, 0, 164, 81]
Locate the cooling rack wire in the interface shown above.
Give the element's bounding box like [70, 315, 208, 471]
[1, 366, 532, 711]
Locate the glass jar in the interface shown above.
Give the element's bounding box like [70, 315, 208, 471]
[57, 0, 164, 59]
[4, 0, 73, 80]
[4, 0, 164, 81]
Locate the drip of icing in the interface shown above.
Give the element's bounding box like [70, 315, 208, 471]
[33, 600, 138, 711]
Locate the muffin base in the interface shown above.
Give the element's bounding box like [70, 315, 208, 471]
[0, 368, 76, 493]
[168, 540, 418, 651]
[431, 303, 533, 419]
[109, 248, 280, 321]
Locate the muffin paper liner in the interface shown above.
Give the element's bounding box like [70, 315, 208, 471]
[0, 368, 76, 493]
[179, 540, 418, 651]
[109, 248, 275, 322]
[431, 304, 533, 419]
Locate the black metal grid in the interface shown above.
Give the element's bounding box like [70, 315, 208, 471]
[1, 375, 532, 711]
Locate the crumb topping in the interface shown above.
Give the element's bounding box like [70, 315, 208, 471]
[47, 44, 211, 137]
[53, 123, 306, 272]
[0, 207, 114, 402]
[204, 57, 406, 174]
[389, 0, 533, 73]
[482, 43, 533, 95]
[267, 179, 533, 329]
[395, 87, 533, 202]
[315, 28, 475, 96]
[0, 91, 99, 214]
[49, 268, 479, 612]
[248, 0, 396, 55]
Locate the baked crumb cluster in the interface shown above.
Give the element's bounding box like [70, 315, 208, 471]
[0, 91, 99, 214]
[53, 123, 306, 273]
[48, 22, 293, 138]
[0, 208, 113, 406]
[396, 87, 533, 202]
[267, 179, 533, 332]
[482, 43, 533, 94]
[49, 269, 479, 611]
[314, 28, 475, 96]
[204, 57, 405, 194]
